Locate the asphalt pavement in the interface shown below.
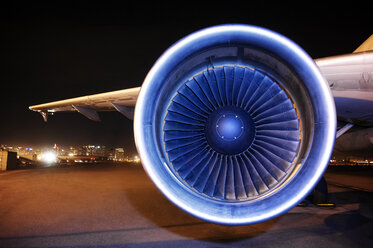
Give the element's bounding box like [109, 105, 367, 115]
[0, 163, 372, 248]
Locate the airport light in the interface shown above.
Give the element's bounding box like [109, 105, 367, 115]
[134, 155, 140, 163]
[41, 151, 57, 163]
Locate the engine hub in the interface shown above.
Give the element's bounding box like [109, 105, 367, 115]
[216, 113, 244, 141]
[206, 106, 254, 155]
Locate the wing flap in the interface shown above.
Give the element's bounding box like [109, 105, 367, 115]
[72, 105, 101, 122]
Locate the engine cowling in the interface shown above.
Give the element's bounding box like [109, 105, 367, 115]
[134, 24, 336, 225]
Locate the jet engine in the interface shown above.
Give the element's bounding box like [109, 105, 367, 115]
[134, 25, 336, 225]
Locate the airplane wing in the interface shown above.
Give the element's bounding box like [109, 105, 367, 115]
[29, 35, 373, 125]
[29, 87, 140, 121]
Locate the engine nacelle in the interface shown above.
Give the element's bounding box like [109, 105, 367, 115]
[134, 25, 336, 225]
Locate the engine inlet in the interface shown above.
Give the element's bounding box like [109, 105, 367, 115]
[163, 65, 301, 201]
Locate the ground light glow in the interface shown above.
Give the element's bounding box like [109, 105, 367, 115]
[41, 151, 57, 164]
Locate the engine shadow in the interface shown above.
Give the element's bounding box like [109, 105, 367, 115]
[325, 210, 371, 231]
[322, 188, 373, 247]
[324, 209, 373, 247]
[123, 186, 279, 241]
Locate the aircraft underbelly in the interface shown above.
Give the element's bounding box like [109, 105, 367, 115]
[333, 94, 373, 125]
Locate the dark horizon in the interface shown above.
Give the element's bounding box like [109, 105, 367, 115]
[1, 3, 371, 154]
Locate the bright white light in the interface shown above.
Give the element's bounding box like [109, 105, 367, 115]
[68, 153, 74, 157]
[42, 151, 57, 163]
[134, 155, 140, 163]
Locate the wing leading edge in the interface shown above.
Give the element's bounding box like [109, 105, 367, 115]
[29, 87, 140, 121]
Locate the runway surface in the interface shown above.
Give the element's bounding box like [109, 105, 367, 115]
[0, 163, 372, 248]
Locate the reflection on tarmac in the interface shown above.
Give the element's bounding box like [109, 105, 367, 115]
[0, 164, 372, 248]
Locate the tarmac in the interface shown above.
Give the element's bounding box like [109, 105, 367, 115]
[0, 163, 372, 248]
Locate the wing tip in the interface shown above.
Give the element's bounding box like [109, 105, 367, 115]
[29, 106, 38, 112]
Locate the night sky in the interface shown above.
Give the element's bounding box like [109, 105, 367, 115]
[1, 2, 371, 154]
